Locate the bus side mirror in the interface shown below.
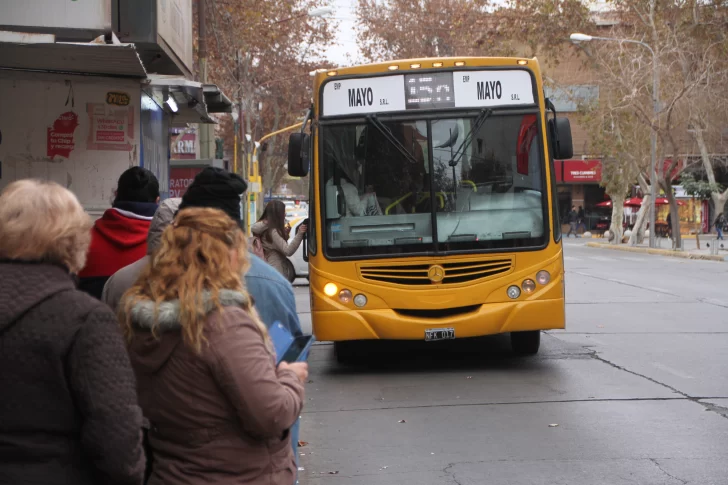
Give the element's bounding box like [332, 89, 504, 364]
[548, 117, 574, 160]
[288, 133, 310, 177]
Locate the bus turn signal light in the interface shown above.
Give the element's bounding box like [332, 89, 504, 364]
[339, 289, 352, 303]
[522, 279, 536, 294]
[323, 283, 338, 297]
[536, 271, 551, 285]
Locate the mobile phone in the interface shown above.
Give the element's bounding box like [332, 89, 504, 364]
[277, 335, 316, 364]
[269, 322, 294, 362]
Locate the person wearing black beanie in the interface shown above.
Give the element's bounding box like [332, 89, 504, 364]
[178, 167, 247, 225]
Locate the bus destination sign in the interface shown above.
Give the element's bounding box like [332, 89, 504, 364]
[322, 69, 535, 117]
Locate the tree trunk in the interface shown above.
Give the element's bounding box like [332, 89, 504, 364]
[629, 174, 651, 246]
[694, 196, 701, 250]
[609, 195, 625, 245]
[662, 184, 681, 249]
[629, 194, 651, 246]
[693, 124, 728, 220]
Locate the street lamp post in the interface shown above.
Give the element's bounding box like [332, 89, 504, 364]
[570, 33, 660, 248]
[272, 6, 334, 24]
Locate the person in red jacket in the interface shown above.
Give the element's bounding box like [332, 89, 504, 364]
[78, 166, 159, 299]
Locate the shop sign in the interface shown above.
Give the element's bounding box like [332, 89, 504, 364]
[171, 131, 196, 160]
[106, 92, 131, 106]
[47, 111, 79, 159]
[86, 103, 134, 151]
[561, 159, 602, 183]
[169, 166, 202, 197]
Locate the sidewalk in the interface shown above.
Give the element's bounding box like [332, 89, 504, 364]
[584, 234, 728, 262]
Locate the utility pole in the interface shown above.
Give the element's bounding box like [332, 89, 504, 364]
[197, 0, 213, 160]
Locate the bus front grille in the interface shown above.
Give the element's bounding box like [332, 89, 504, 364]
[358, 258, 514, 286]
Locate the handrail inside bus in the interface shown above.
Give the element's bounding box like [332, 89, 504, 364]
[385, 193, 413, 215]
[386, 192, 446, 215]
[460, 180, 477, 192]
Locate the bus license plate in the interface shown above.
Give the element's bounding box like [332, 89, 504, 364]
[425, 328, 455, 341]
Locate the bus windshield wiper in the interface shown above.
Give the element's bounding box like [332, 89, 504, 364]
[365, 114, 420, 165]
[448, 108, 493, 167]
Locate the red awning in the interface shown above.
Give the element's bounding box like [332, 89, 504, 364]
[655, 197, 686, 206]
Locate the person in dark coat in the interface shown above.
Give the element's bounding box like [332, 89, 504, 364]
[0, 179, 146, 485]
[567, 205, 578, 237]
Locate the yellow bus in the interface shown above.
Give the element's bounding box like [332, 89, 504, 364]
[287, 57, 573, 362]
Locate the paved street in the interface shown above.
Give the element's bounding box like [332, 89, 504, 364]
[293, 241, 728, 484]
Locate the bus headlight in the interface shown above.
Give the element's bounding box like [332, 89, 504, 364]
[323, 283, 338, 297]
[536, 270, 551, 285]
[353, 294, 368, 307]
[507, 285, 521, 299]
[522, 279, 536, 294]
[339, 289, 352, 303]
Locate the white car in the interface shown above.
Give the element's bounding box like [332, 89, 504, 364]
[287, 214, 309, 279]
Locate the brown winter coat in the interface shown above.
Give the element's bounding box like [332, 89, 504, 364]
[251, 221, 303, 281]
[0, 261, 145, 485]
[125, 290, 304, 485]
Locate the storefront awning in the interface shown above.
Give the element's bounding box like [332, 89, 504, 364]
[0, 40, 147, 78]
[144, 75, 233, 126]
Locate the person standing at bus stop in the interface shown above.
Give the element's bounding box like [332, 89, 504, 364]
[120, 208, 306, 485]
[252, 200, 307, 282]
[78, 166, 160, 299]
[0, 180, 145, 485]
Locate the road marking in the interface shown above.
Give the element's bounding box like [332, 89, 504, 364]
[563, 256, 580, 261]
[621, 257, 645, 262]
[590, 256, 617, 262]
[651, 362, 694, 379]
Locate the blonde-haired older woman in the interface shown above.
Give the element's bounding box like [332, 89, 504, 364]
[0, 180, 146, 485]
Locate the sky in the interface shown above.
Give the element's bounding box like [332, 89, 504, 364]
[328, 0, 361, 66]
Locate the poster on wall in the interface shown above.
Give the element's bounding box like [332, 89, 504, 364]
[47, 111, 79, 159]
[169, 166, 203, 198]
[86, 103, 135, 151]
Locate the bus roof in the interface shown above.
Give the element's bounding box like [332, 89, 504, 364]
[316, 57, 542, 80]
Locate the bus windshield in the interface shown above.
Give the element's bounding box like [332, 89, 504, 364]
[321, 113, 547, 257]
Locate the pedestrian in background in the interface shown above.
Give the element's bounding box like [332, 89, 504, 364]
[567, 206, 578, 238]
[252, 200, 307, 282]
[0, 180, 145, 485]
[78, 166, 160, 299]
[715, 212, 725, 240]
[120, 208, 306, 485]
[577, 205, 586, 234]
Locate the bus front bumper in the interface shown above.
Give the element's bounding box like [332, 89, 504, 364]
[312, 298, 565, 342]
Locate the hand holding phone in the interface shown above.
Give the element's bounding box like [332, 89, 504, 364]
[279, 361, 308, 383]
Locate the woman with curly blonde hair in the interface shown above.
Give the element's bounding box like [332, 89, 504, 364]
[120, 207, 307, 485]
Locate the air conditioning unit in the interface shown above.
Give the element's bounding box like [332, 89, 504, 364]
[114, 0, 193, 77]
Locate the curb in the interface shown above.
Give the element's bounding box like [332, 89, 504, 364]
[584, 242, 727, 262]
